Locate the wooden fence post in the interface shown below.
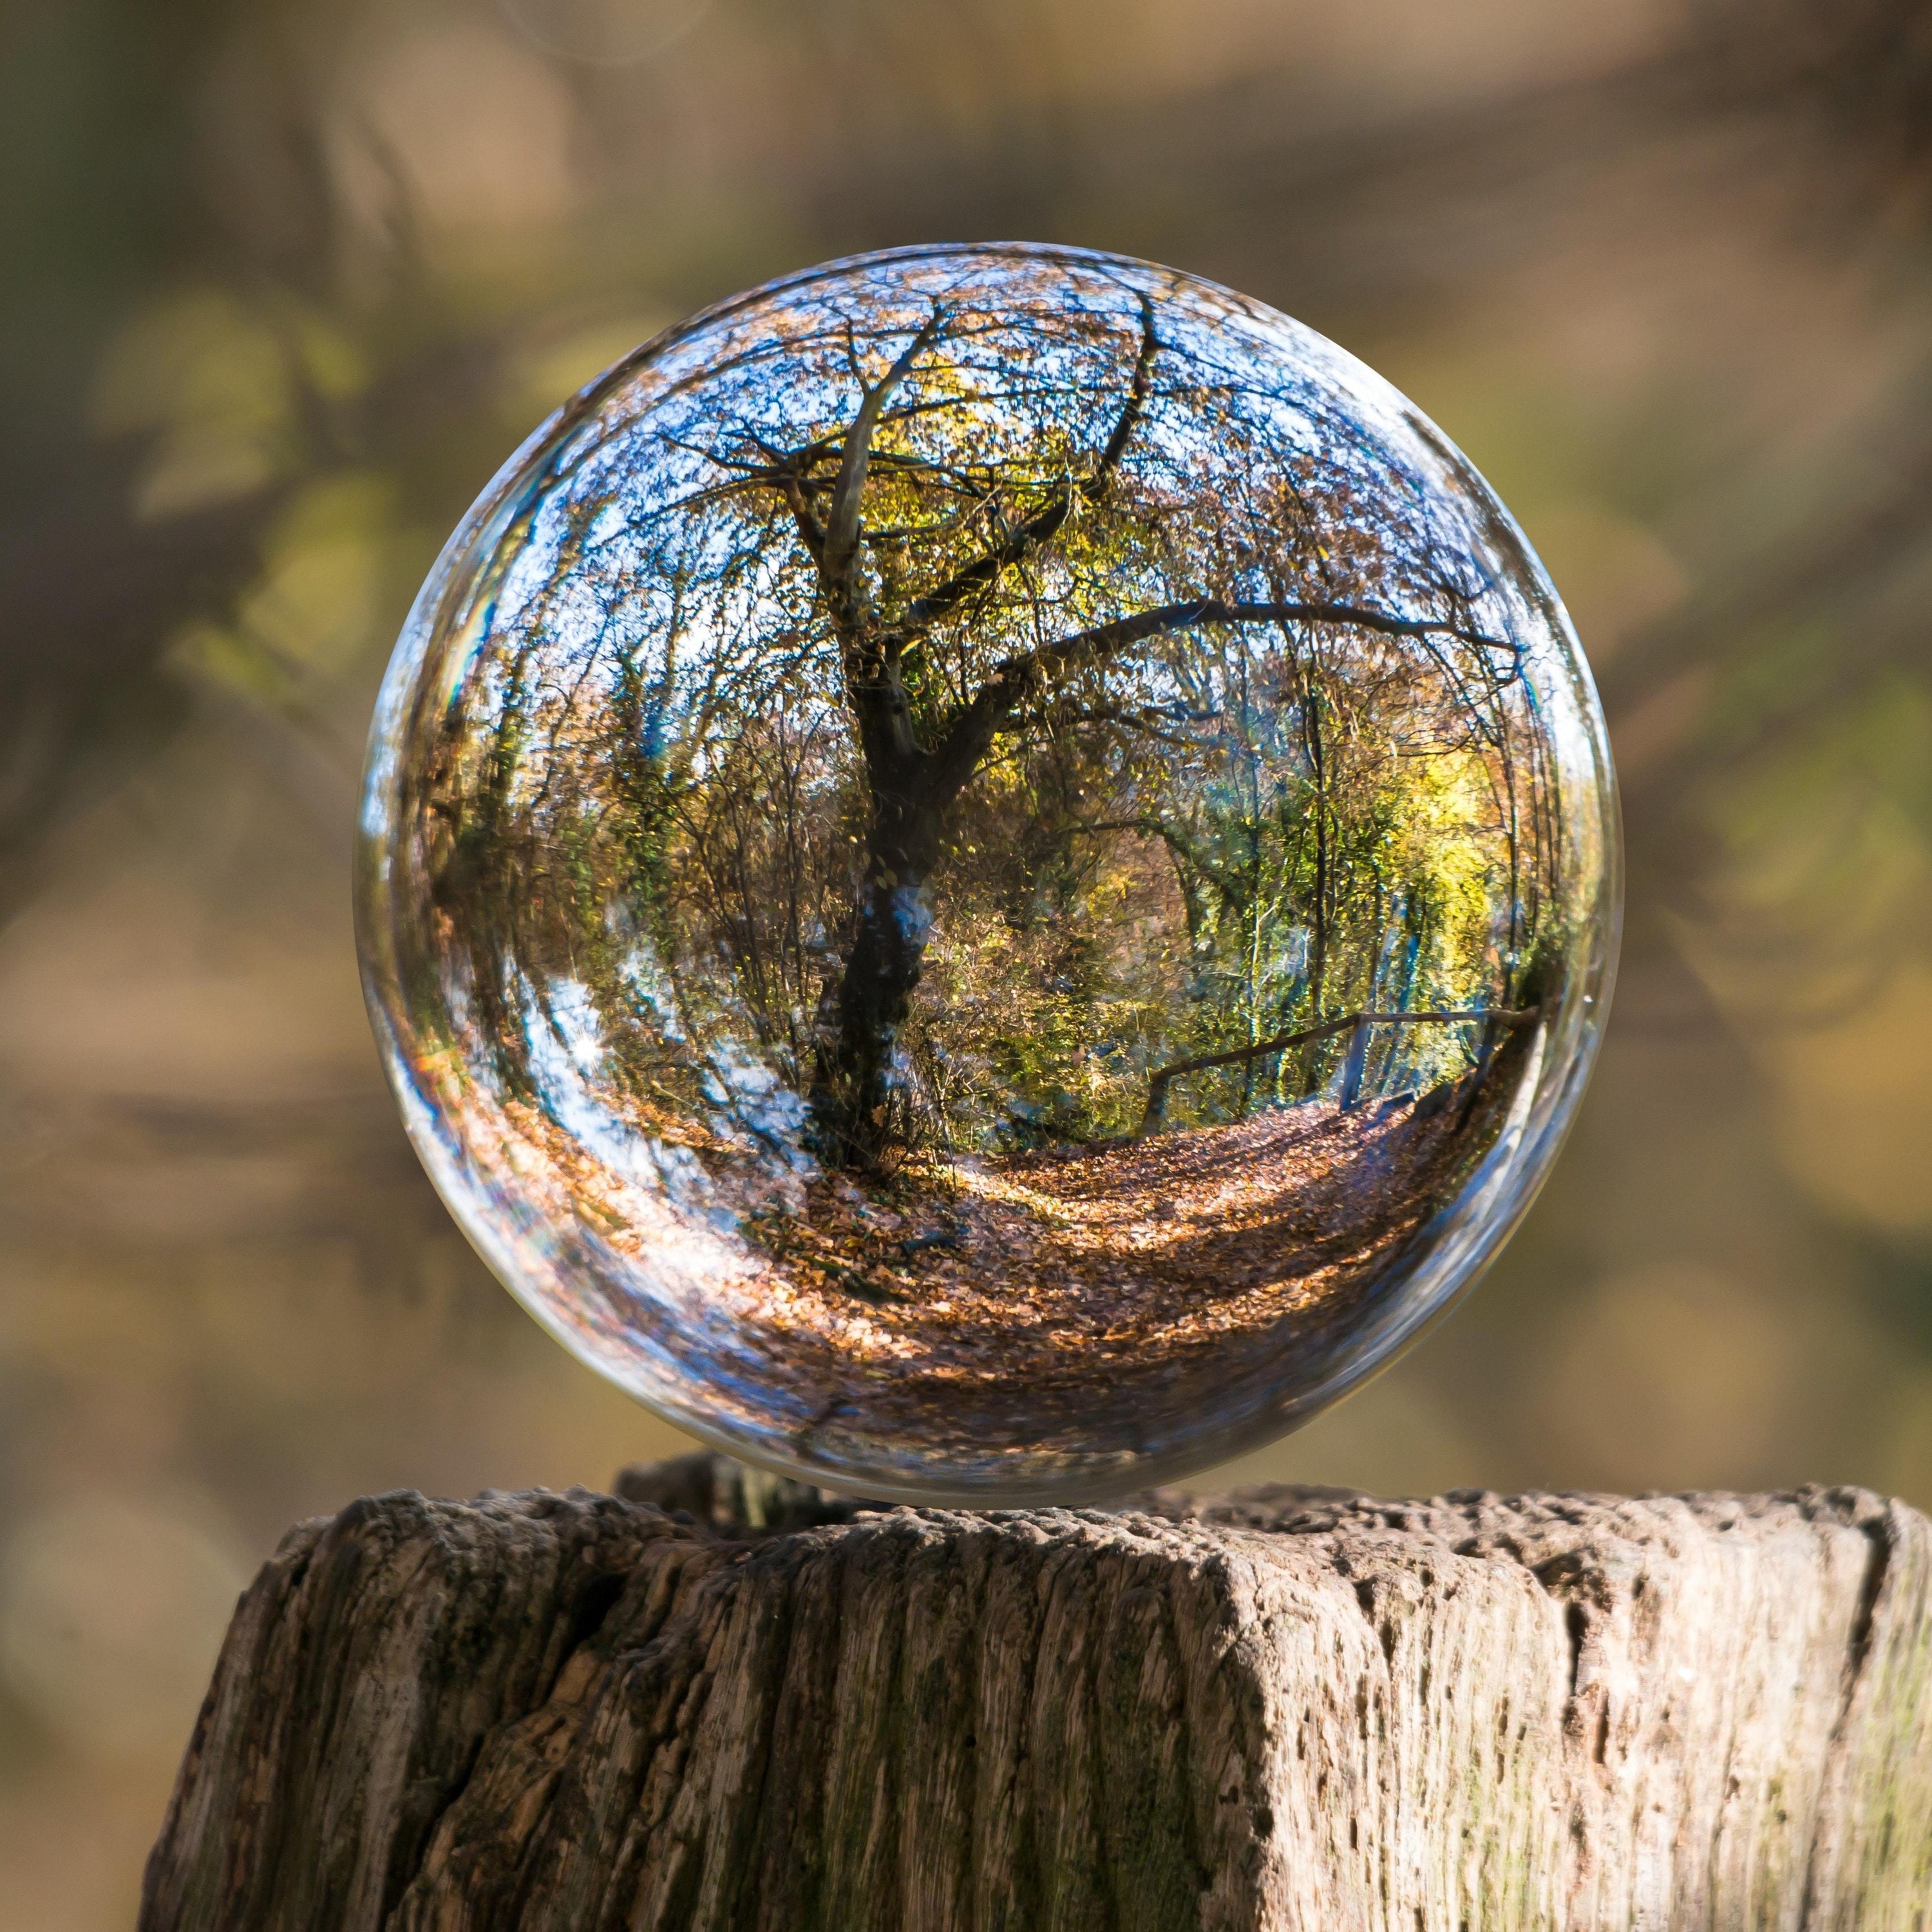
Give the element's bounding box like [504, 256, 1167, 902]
[138, 1454, 1932, 1929]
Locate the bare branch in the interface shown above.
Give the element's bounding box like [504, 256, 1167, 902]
[779, 477, 828, 571]
[1025, 705, 1198, 749]
[1139, 1005, 1540, 1134]
[889, 294, 1160, 648]
[1091, 292, 1160, 492]
[820, 308, 949, 598]
[928, 596, 1511, 805]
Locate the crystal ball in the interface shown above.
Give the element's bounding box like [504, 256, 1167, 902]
[357, 244, 1619, 1504]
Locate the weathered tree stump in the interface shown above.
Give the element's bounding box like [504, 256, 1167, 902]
[141, 1456, 1932, 1929]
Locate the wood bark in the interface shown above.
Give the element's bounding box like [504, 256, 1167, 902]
[142, 1456, 1932, 1930]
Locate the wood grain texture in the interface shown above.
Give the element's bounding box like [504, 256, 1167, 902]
[141, 1457, 1932, 1930]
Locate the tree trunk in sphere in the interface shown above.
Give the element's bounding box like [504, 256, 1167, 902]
[809, 866, 933, 1170]
[140, 1456, 1932, 1930]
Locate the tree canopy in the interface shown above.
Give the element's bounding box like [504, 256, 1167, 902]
[382, 247, 1597, 1194]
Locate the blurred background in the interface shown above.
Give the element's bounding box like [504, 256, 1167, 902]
[4, 0, 1932, 1920]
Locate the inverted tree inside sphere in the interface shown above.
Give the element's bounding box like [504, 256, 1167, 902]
[358, 245, 1619, 1503]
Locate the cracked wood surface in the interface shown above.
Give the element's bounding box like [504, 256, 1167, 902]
[141, 1456, 1932, 1930]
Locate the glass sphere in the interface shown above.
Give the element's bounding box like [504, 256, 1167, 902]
[357, 244, 1619, 1504]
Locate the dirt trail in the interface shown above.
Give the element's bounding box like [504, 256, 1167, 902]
[714, 1089, 1497, 1457]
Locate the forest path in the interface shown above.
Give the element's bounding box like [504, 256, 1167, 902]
[712, 1086, 1492, 1471]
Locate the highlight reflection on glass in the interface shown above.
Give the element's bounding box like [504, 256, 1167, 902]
[357, 244, 1620, 1503]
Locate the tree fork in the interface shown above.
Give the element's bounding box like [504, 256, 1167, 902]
[143, 1456, 1932, 1929]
